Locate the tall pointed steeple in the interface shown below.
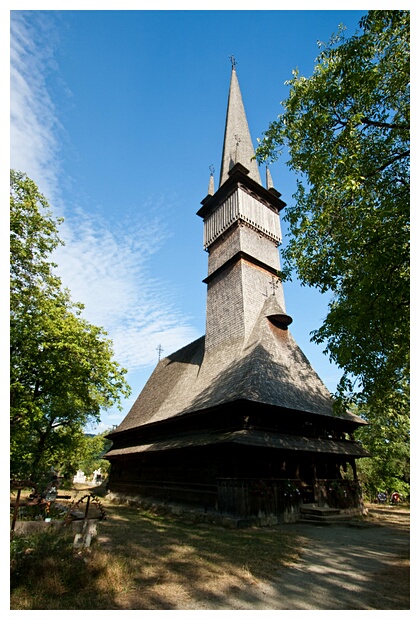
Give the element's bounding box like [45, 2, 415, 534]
[106, 62, 369, 520]
[219, 61, 262, 187]
[197, 61, 288, 353]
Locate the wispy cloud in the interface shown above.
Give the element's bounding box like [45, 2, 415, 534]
[54, 208, 199, 370]
[10, 12, 63, 206]
[10, 11, 200, 382]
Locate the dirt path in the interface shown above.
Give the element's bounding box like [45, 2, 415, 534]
[245, 517, 410, 610]
[98, 504, 409, 610]
[181, 507, 410, 610]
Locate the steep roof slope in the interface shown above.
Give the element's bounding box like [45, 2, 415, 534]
[112, 296, 364, 435]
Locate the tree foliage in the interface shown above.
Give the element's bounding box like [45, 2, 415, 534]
[10, 170, 131, 482]
[256, 11, 409, 412]
[71, 431, 113, 479]
[355, 384, 410, 500]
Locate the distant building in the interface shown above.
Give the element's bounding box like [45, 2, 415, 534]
[73, 468, 103, 485]
[73, 469, 86, 484]
[105, 64, 369, 522]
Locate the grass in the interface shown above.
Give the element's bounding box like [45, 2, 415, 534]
[11, 529, 115, 609]
[10, 499, 306, 610]
[11, 494, 409, 610]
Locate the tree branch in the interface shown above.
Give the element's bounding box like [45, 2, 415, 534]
[361, 117, 409, 131]
[365, 149, 410, 179]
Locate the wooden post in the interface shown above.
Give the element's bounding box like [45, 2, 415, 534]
[84, 494, 91, 520]
[73, 495, 93, 549]
[11, 488, 21, 533]
[351, 458, 358, 480]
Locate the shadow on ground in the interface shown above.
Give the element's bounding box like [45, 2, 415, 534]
[10, 501, 409, 610]
[94, 504, 409, 610]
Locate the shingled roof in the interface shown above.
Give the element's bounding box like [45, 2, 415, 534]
[219, 64, 262, 187]
[112, 295, 365, 435]
[106, 429, 369, 458]
[110, 65, 366, 443]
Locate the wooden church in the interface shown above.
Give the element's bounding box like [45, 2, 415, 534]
[105, 64, 369, 522]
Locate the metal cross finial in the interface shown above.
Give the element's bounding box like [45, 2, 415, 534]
[229, 55, 237, 69]
[269, 275, 279, 296]
[156, 344, 164, 361]
[209, 164, 215, 177]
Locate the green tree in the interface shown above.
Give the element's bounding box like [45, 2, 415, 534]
[71, 431, 113, 480]
[256, 10, 409, 412]
[10, 170, 131, 483]
[355, 386, 410, 501]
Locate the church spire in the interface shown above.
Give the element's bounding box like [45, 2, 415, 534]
[207, 165, 215, 196]
[219, 59, 262, 187]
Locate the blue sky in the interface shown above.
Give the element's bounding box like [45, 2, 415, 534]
[9, 6, 378, 432]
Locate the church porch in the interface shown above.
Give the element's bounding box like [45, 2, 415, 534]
[107, 439, 365, 522]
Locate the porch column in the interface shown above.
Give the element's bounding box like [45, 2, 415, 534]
[350, 458, 358, 480]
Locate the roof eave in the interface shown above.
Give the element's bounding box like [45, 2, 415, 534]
[197, 163, 286, 220]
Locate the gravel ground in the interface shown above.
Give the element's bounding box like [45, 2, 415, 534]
[237, 517, 410, 610]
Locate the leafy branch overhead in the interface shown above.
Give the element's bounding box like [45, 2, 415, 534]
[256, 10, 409, 411]
[10, 170, 131, 481]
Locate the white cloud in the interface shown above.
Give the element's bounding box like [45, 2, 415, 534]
[10, 11, 63, 206]
[54, 208, 199, 371]
[10, 10, 200, 382]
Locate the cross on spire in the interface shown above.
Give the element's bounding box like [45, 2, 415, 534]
[156, 344, 164, 361]
[229, 55, 237, 69]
